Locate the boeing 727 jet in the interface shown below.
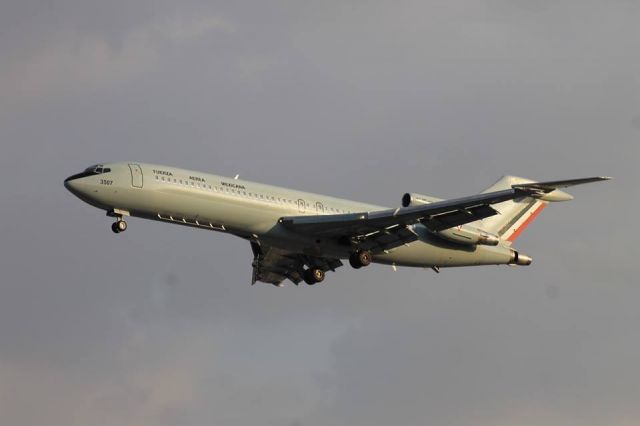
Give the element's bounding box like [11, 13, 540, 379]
[64, 163, 609, 286]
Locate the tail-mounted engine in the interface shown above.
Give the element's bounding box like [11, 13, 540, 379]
[402, 192, 442, 207]
[436, 227, 500, 246]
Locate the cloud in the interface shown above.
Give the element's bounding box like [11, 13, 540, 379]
[0, 316, 337, 426]
[0, 14, 233, 104]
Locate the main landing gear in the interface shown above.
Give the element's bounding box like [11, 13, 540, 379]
[111, 218, 128, 234]
[303, 268, 325, 285]
[349, 250, 372, 269]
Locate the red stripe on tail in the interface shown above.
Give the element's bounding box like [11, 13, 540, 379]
[506, 203, 547, 242]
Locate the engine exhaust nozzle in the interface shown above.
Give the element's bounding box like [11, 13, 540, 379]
[510, 250, 533, 266]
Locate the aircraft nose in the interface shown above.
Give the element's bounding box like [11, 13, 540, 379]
[64, 176, 79, 194]
[64, 173, 78, 187]
[65, 172, 87, 183]
[64, 172, 90, 194]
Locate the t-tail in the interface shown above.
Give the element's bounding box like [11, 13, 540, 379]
[477, 175, 611, 245]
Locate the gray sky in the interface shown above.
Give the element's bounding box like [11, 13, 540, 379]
[1, 1, 638, 425]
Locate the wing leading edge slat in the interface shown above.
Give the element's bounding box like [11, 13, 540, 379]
[251, 243, 343, 286]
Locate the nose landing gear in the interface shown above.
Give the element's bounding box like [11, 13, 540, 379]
[111, 219, 128, 234]
[108, 209, 129, 234]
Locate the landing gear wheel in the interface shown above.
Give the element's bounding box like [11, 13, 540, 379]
[112, 220, 127, 233]
[349, 250, 372, 269]
[304, 268, 325, 285]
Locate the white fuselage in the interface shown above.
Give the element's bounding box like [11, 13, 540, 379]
[64, 162, 519, 268]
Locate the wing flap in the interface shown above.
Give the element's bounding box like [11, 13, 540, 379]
[250, 243, 343, 286]
[356, 225, 419, 252]
[423, 204, 498, 231]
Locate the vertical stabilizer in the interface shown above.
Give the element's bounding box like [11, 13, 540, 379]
[477, 176, 549, 244]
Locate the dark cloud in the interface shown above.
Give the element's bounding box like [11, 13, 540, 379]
[0, 1, 637, 425]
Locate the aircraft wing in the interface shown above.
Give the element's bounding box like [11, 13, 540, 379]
[250, 242, 343, 286]
[280, 188, 519, 236]
[279, 177, 610, 253]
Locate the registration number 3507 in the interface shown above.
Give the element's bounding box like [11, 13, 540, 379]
[100, 179, 113, 185]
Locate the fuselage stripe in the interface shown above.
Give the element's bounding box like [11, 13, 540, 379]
[506, 203, 547, 242]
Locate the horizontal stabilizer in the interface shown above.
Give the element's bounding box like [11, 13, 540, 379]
[478, 175, 611, 242]
[512, 176, 611, 192]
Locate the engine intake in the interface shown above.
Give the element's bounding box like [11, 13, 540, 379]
[402, 192, 442, 207]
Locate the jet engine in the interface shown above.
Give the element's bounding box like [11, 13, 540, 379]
[435, 227, 500, 246]
[510, 250, 533, 265]
[401, 192, 442, 207]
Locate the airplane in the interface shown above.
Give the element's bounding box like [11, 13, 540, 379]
[64, 162, 610, 286]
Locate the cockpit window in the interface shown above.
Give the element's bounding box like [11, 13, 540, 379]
[66, 164, 111, 182]
[83, 164, 111, 174]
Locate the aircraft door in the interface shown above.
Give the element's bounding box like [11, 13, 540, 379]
[297, 199, 306, 213]
[315, 202, 324, 215]
[128, 163, 143, 188]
